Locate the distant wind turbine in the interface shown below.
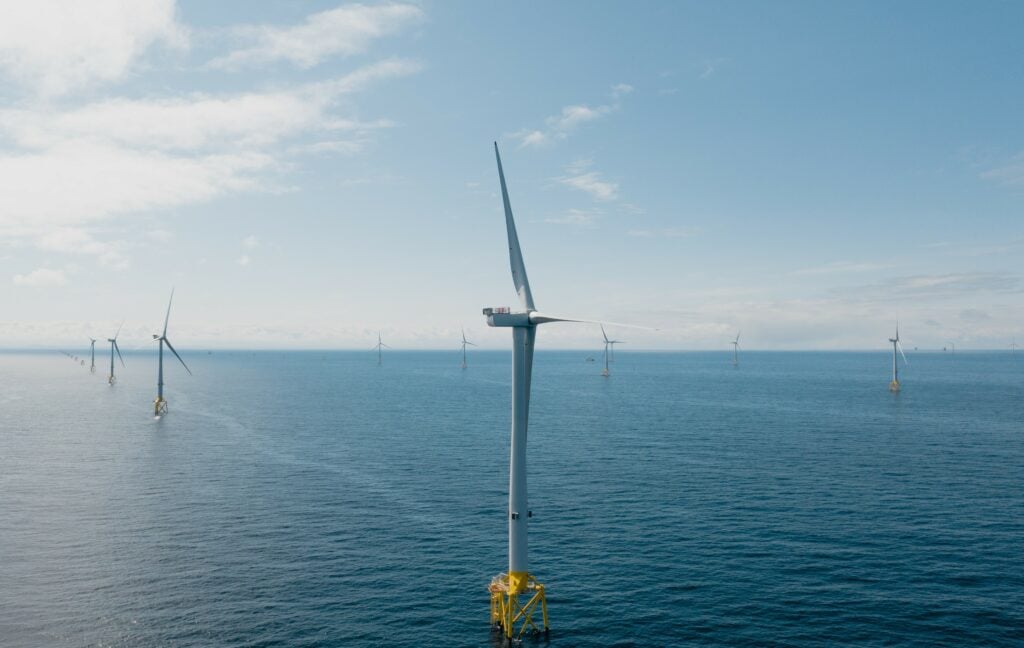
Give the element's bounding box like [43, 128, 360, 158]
[600, 325, 624, 377]
[152, 289, 191, 416]
[89, 338, 97, 373]
[1012, 338, 1018, 355]
[888, 323, 908, 392]
[460, 328, 476, 369]
[107, 321, 125, 385]
[372, 332, 390, 365]
[731, 331, 741, 367]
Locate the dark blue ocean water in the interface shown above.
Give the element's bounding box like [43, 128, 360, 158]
[1, 350, 1022, 647]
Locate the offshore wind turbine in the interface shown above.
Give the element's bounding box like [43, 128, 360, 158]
[888, 323, 908, 392]
[600, 325, 624, 377]
[152, 289, 191, 416]
[107, 321, 125, 385]
[486, 142, 610, 641]
[89, 338, 97, 373]
[731, 331, 741, 367]
[1012, 338, 1018, 355]
[460, 328, 476, 369]
[372, 332, 390, 365]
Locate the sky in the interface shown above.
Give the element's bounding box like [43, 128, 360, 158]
[0, 0, 1022, 351]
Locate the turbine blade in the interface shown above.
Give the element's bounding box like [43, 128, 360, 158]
[163, 288, 175, 338]
[601, 324, 609, 343]
[466, 341, 477, 346]
[897, 340, 909, 365]
[494, 142, 535, 311]
[381, 343, 392, 349]
[530, 311, 657, 330]
[114, 318, 125, 339]
[163, 338, 192, 375]
[114, 341, 126, 367]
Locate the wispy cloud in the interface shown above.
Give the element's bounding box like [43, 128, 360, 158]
[512, 84, 631, 148]
[12, 267, 67, 287]
[209, 3, 423, 70]
[545, 208, 601, 226]
[0, 0, 187, 96]
[698, 57, 729, 79]
[834, 272, 1021, 301]
[0, 54, 421, 266]
[627, 227, 698, 239]
[981, 153, 1024, 187]
[792, 261, 891, 276]
[560, 172, 618, 201]
[556, 159, 619, 202]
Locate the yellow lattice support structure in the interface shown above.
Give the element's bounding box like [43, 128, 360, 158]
[489, 572, 549, 644]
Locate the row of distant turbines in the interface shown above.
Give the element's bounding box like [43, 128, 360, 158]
[64, 290, 190, 417]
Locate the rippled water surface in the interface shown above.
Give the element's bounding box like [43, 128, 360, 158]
[2, 350, 1022, 647]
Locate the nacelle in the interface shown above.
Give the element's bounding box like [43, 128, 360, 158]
[483, 307, 531, 327]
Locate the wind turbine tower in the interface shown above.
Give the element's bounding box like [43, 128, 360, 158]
[731, 331, 741, 367]
[460, 328, 476, 369]
[484, 142, 609, 641]
[107, 322, 125, 385]
[372, 332, 390, 365]
[89, 338, 97, 373]
[888, 323, 908, 392]
[153, 289, 191, 416]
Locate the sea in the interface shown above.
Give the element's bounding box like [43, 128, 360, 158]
[1, 349, 1022, 647]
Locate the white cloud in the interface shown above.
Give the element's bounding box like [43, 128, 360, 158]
[242, 235, 259, 249]
[0, 0, 187, 96]
[237, 255, 251, 266]
[698, 58, 729, 79]
[209, 3, 423, 70]
[792, 261, 891, 276]
[512, 84, 630, 148]
[13, 268, 67, 287]
[37, 227, 129, 269]
[627, 227, 697, 238]
[0, 143, 274, 234]
[559, 171, 619, 201]
[546, 208, 600, 226]
[981, 154, 1024, 187]
[0, 60, 417, 153]
[0, 58, 420, 263]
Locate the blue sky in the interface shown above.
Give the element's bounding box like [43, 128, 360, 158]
[1, 1, 1022, 350]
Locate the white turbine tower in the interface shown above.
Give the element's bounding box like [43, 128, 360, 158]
[1012, 338, 1018, 355]
[153, 289, 191, 416]
[485, 142, 610, 641]
[460, 328, 476, 369]
[731, 331, 741, 367]
[888, 323, 908, 392]
[89, 338, 97, 373]
[107, 321, 125, 385]
[600, 325, 624, 377]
